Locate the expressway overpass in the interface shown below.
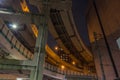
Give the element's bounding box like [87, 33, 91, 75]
[0, 0, 96, 80]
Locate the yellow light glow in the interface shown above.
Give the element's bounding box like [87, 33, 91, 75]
[55, 46, 58, 50]
[31, 24, 38, 37]
[61, 65, 65, 69]
[20, 0, 29, 12]
[72, 61, 75, 65]
[20, 0, 38, 38]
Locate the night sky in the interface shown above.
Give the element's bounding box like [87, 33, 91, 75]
[47, 0, 91, 51]
[72, 0, 90, 46]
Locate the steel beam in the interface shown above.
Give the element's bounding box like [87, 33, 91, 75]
[0, 8, 43, 16]
[0, 64, 35, 70]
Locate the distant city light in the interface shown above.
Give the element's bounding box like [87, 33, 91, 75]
[72, 61, 76, 65]
[61, 65, 65, 69]
[55, 46, 58, 50]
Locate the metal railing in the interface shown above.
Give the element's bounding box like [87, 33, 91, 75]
[0, 20, 97, 79]
[0, 22, 33, 60]
[44, 62, 97, 78]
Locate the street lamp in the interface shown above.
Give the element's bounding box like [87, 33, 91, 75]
[55, 46, 58, 50]
[61, 65, 65, 69]
[72, 61, 76, 65]
[12, 24, 17, 29]
[9, 23, 18, 29]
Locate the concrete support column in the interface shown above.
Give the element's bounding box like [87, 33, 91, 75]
[29, 0, 49, 80]
[30, 70, 36, 80]
[29, 17, 48, 80]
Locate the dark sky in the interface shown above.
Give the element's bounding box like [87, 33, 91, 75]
[72, 0, 90, 46]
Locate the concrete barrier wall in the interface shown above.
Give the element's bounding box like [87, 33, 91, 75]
[91, 30, 120, 80]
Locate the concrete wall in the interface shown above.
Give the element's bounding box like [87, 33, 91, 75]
[91, 30, 120, 80]
[87, 0, 120, 42]
[87, 0, 120, 80]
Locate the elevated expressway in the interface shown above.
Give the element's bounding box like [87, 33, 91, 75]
[0, 0, 95, 80]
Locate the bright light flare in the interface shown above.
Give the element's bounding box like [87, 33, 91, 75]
[61, 65, 65, 69]
[12, 24, 17, 29]
[9, 24, 17, 29]
[55, 46, 58, 50]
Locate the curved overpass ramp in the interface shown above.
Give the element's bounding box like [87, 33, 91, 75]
[0, 0, 96, 80]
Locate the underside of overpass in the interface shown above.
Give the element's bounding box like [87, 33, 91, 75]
[0, 0, 120, 80]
